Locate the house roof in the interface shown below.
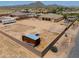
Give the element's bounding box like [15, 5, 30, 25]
[67, 16, 78, 21]
[39, 13, 63, 19]
[11, 11, 37, 17]
[0, 16, 16, 21]
[63, 11, 79, 14]
[11, 11, 28, 16]
[24, 34, 39, 40]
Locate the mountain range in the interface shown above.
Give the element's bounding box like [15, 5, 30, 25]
[0, 1, 64, 9]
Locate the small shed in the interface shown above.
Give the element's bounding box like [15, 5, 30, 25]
[22, 34, 40, 47]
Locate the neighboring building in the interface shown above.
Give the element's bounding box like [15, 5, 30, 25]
[10, 11, 38, 19]
[22, 34, 40, 47]
[66, 16, 78, 22]
[39, 13, 63, 22]
[0, 13, 9, 17]
[62, 11, 79, 14]
[10, 11, 28, 18]
[28, 8, 48, 14]
[0, 16, 16, 24]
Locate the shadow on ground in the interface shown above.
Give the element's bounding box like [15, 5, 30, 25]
[68, 31, 79, 58]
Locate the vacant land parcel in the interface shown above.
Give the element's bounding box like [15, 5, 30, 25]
[0, 18, 69, 56]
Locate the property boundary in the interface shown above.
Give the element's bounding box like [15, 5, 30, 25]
[0, 19, 76, 57]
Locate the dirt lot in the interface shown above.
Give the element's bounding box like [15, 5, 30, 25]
[0, 18, 67, 52]
[0, 18, 78, 57]
[0, 33, 39, 58]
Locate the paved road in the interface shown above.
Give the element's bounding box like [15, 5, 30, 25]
[68, 31, 79, 58]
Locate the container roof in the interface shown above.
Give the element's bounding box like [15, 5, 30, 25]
[25, 34, 39, 40]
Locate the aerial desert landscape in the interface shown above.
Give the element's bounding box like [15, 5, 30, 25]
[0, 1, 79, 58]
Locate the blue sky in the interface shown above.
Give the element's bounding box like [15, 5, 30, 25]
[0, 1, 79, 7]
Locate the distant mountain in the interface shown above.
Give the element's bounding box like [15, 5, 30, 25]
[48, 4, 59, 7]
[27, 1, 45, 8]
[0, 1, 67, 9]
[0, 1, 46, 9]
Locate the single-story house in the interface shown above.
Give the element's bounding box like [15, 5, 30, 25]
[10, 11, 28, 18]
[38, 13, 63, 22]
[66, 16, 78, 22]
[0, 16, 16, 24]
[62, 11, 79, 14]
[10, 11, 38, 19]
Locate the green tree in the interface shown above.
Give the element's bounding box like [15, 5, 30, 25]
[63, 14, 67, 19]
